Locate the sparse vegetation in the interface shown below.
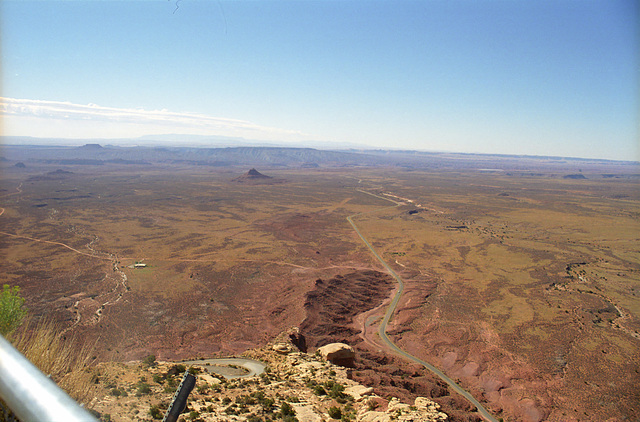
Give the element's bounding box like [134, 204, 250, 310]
[10, 318, 96, 404]
[279, 401, 295, 417]
[143, 354, 157, 367]
[328, 405, 342, 419]
[136, 381, 151, 396]
[0, 285, 27, 336]
[149, 405, 162, 420]
[110, 387, 127, 397]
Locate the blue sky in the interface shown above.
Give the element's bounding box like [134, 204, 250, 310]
[1, 0, 638, 160]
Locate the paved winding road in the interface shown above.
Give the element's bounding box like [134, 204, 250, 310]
[347, 191, 498, 422]
[180, 358, 266, 379]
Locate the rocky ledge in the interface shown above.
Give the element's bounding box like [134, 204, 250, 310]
[89, 333, 448, 422]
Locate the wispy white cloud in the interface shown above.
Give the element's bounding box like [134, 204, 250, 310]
[0, 97, 311, 141]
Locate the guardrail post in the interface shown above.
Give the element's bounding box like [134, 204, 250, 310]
[163, 369, 196, 422]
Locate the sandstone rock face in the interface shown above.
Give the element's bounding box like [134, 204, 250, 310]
[358, 397, 448, 422]
[289, 330, 307, 352]
[317, 343, 355, 367]
[345, 385, 374, 401]
[272, 343, 293, 354]
[291, 403, 323, 422]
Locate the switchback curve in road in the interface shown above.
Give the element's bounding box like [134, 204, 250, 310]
[180, 358, 266, 379]
[347, 191, 497, 422]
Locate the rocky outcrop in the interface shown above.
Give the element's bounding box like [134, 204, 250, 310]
[272, 343, 293, 354]
[318, 342, 356, 367]
[89, 340, 450, 422]
[357, 397, 448, 422]
[288, 329, 307, 352]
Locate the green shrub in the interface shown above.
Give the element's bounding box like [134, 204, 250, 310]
[109, 387, 127, 397]
[324, 381, 348, 403]
[0, 285, 27, 335]
[136, 382, 151, 396]
[149, 405, 162, 420]
[260, 397, 275, 413]
[280, 402, 295, 417]
[142, 355, 156, 367]
[328, 406, 342, 419]
[313, 385, 326, 396]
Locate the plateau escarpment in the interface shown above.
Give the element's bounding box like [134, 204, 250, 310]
[299, 271, 484, 421]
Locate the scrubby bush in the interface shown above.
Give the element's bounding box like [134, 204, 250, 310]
[136, 382, 151, 396]
[280, 402, 295, 417]
[313, 385, 327, 396]
[149, 405, 163, 420]
[328, 406, 342, 419]
[324, 381, 348, 403]
[110, 387, 127, 397]
[0, 285, 27, 335]
[142, 355, 156, 367]
[260, 397, 275, 413]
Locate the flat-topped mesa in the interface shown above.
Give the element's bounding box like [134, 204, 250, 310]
[77, 143, 103, 150]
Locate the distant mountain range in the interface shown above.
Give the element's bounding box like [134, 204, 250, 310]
[1, 137, 638, 172]
[0, 134, 370, 150]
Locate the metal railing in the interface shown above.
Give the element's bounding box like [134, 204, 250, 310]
[0, 334, 99, 422]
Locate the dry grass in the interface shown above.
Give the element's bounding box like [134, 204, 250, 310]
[9, 318, 96, 404]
